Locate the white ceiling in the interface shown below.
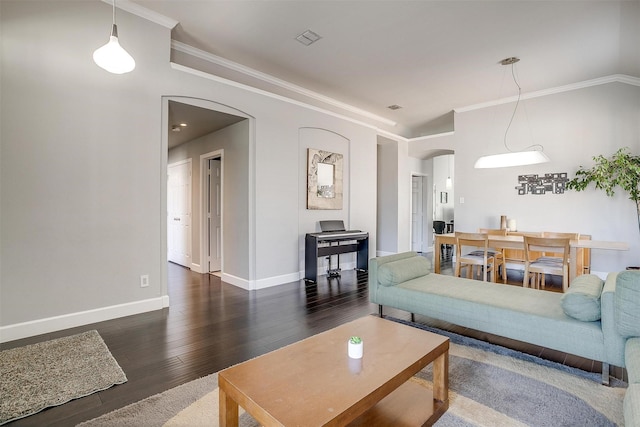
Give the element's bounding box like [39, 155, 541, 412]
[168, 101, 245, 149]
[135, 0, 640, 139]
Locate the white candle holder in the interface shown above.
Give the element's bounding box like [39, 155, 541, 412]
[348, 336, 363, 359]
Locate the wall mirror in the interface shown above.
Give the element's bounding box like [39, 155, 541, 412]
[316, 163, 335, 198]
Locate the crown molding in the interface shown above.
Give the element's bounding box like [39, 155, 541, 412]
[170, 63, 386, 133]
[456, 74, 640, 113]
[103, 0, 179, 29]
[171, 40, 397, 127]
[171, 59, 456, 145]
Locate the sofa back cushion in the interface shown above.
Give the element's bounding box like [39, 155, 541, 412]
[615, 270, 640, 337]
[378, 256, 431, 287]
[560, 274, 603, 321]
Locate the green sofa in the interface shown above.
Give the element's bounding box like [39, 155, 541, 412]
[369, 251, 640, 425]
[616, 271, 640, 426]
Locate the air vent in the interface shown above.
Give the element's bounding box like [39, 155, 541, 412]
[387, 104, 402, 110]
[296, 30, 322, 46]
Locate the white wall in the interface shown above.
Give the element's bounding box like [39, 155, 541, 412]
[377, 141, 399, 254]
[453, 83, 640, 273]
[1, 1, 171, 339]
[0, 1, 378, 340]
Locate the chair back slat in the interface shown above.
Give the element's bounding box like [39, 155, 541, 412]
[524, 236, 570, 264]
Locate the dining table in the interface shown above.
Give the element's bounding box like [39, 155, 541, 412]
[433, 233, 629, 282]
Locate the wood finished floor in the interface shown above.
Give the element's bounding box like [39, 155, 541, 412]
[2, 258, 620, 426]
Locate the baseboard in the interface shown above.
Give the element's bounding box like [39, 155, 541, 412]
[254, 272, 301, 290]
[221, 273, 251, 290]
[0, 296, 167, 343]
[190, 262, 204, 274]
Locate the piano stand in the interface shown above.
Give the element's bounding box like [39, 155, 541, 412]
[305, 231, 368, 284]
[327, 253, 341, 278]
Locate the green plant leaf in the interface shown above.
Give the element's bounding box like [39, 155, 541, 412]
[566, 147, 640, 233]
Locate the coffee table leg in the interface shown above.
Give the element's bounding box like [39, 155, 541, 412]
[219, 386, 239, 427]
[432, 349, 449, 403]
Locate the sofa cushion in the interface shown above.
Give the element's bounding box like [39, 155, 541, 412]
[615, 271, 640, 337]
[560, 274, 603, 321]
[627, 338, 640, 384]
[378, 256, 431, 287]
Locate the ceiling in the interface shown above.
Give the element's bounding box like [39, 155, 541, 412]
[141, 1, 640, 140]
[168, 101, 245, 149]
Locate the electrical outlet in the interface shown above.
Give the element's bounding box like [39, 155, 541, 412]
[140, 274, 149, 288]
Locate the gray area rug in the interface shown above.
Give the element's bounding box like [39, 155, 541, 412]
[78, 319, 626, 426]
[0, 330, 127, 425]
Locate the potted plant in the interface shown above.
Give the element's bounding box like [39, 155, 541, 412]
[348, 336, 363, 359]
[567, 147, 640, 269]
[567, 147, 640, 233]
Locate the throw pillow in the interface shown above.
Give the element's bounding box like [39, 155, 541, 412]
[378, 256, 431, 287]
[561, 274, 604, 321]
[615, 271, 640, 337]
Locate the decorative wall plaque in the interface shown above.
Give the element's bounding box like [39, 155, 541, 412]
[516, 172, 568, 195]
[307, 149, 343, 209]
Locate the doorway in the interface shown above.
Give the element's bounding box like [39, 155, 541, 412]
[411, 175, 429, 253]
[162, 96, 253, 295]
[203, 153, 223, 274]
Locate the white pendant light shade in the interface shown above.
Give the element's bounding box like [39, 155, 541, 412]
[93, 24, 135, 74]
[474, 150, 550, 169]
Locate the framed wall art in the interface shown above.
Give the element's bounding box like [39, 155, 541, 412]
[307, 148, 343, 210]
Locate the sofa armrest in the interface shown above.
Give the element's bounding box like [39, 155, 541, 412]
[602, 272, 627, 367]
[368, 252, 419, 304]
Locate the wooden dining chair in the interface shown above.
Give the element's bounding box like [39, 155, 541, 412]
[539, 232, 579, 263]
[476, 228, 508, 283]
[523, 236, 570, 292]
[455, 232, 496, 282]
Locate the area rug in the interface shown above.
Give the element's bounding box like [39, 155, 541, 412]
[77, 320, 626, 427]
[0, 330, 127, 425]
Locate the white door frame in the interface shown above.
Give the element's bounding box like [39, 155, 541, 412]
[200, 150, 224, 274]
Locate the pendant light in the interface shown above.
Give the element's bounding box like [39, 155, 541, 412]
[474, 58, 549, 168]
[93, 0, 135, 74]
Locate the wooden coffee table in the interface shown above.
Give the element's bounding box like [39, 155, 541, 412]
[219, 316, 449, 426]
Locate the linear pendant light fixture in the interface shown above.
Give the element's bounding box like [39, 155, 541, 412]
[474, 57, 549, 168]
[93, 0, 135, 74]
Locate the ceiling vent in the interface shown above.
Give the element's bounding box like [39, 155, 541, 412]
[296, 30, 322, 46]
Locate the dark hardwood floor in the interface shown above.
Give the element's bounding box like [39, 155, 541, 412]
[2, 257, 620, 426]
